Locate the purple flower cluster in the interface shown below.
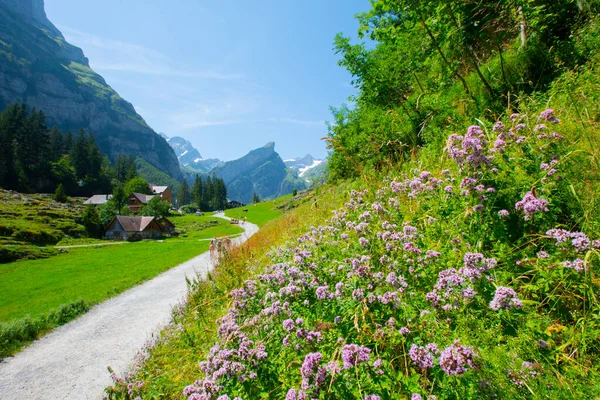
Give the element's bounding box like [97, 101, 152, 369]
[490, 287, 523, 310]
[546, 228, 591, 251]
[447, 125, 491, 169]
[409, 344, 436, 369]
[515, 191, 549, 220]
[300, 352, 327, 391]
[439, 340, 477, 375]
[341, 344, 371, 369]
[563, 259, 586, 273]
[538, 109, 560, 124]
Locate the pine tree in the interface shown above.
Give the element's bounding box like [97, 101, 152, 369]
[82, 205, 103, 238]
[252, 192, 261, 204]
[203, 175, 214, 209]
[111, 185, 128, 215]
[191, 174, 203, 208]
[49, 127, 64, 162]
[0, 104, 27, 190]
[53, 183, 67, 203]
[177, 179, 191, 206]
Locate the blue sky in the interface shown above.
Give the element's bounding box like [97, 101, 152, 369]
[45, 0, 369, 161]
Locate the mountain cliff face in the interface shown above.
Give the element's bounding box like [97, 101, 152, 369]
[211, 143, 306, 204]
[0, 0, 181, 179]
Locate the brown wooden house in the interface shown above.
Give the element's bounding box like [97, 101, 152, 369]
[127, 193, 155, 214]
[149, 184, 173, 204]
[104, 215, 175, 241]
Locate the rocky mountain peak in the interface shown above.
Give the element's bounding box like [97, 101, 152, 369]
[1, 0, 57, 35]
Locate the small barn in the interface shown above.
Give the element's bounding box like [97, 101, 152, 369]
[127, 193, 155, 214]
[149, 184, 173, 204]
[227, 200, 245, 209]
[104, 215, 175, 241]
[83, 194, 112, 206]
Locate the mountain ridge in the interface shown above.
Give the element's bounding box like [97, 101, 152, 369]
[0, 0, 182, 179]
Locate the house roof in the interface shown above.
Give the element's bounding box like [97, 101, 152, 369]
[83, 194, 112, 205]
[130, 193, 155, 204]
[149, 185, 169, 194]
[111, 216, 156, 232]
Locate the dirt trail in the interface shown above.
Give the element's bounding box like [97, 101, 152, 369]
[0, 213, 259, 400]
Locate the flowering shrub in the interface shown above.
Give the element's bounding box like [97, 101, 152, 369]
[110, 110, 600, 399]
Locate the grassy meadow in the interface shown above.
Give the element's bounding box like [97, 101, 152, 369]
[0, 190, 88, 262]
[225, 194, 293, 227]
[0, 213, 243, 358]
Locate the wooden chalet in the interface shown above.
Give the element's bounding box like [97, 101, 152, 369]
[104, 215, 175, 241]
[127, 193, 155, 213]
[149, 184, 172, 204]
[227, 200, 245, 209]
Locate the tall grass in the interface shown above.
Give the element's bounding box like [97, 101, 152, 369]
[0, 299, 90, 358]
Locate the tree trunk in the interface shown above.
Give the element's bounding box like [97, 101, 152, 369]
[416, 9, 474, 100]
[518, 6, 526, 47]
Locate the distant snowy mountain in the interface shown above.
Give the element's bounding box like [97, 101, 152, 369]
[162, 134, 223, 172]
[165, 136, 202, 166]
[284, 155, 327, 180]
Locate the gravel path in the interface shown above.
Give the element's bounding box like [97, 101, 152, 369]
[0, 213, 259, 400]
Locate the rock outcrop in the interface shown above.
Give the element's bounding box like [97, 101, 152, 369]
[0, 0, 181, 179]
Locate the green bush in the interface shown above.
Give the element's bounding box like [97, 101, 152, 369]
[53, 183, 67, 203]
[11, 228, 63, 245]
[0, 245, 58, 263]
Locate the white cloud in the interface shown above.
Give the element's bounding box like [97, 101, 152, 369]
[58, 26, 244, 80]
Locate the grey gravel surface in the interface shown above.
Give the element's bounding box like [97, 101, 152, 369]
[0, 214, 259, 400]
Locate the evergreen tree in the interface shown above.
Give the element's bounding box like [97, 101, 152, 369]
[114, 155, 137, 183]
[69, 129, 88, 183]
[252, 192, 261, 204]
[53, 183, 67, 203]
[51, 155, 77, 193]
[0, 104, 27, 190]
[111, 185, 128, 215]
[191, 174, 203, 208]
[82, 205, 103, 238]
[63, 131, 73, 154]
[49, 127, 64, 162]
[215, 178, 228, 210]
[177, 179, 191, 206]
[203, 175, 214, 209]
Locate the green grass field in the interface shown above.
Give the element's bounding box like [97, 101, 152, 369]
[225, 194, 292, 227]
[0, 214, 243, 324]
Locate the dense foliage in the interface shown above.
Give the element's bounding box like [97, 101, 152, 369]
[178, 174, 228, 211]
[0, 104, 111, 195]
[327, 0, 600, 180]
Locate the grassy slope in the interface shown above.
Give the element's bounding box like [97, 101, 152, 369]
[0, 214, 243, 358]
[105, 185, 350, 398]
[0, 190, 88, 262]
[225, 194, 292, 227]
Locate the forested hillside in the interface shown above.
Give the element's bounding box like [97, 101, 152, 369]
[107, 1, 600, 399]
